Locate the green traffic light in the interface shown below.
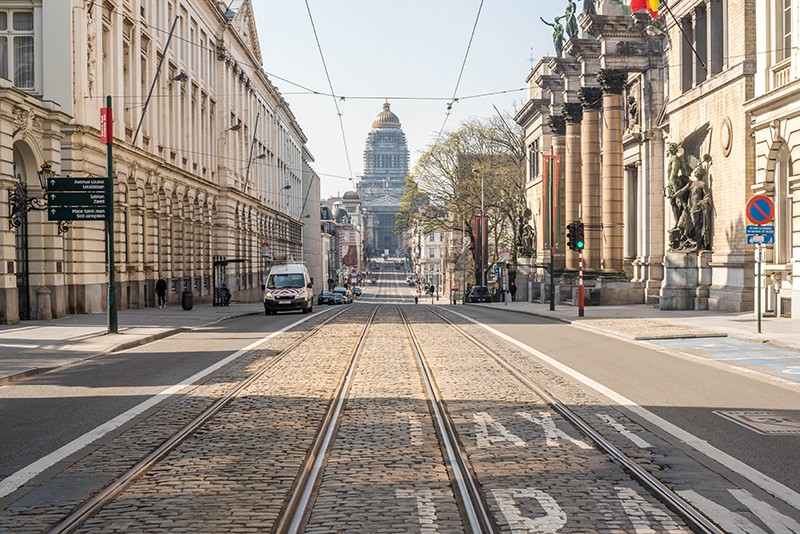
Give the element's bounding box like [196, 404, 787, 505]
[576, 240, 584, 249]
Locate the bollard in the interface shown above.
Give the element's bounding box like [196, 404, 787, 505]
[181, 290, 193, 310]
[36, 287, 53, 320]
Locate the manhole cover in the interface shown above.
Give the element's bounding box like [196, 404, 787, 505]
[713, 410, 800, 435]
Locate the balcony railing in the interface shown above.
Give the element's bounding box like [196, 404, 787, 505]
[771, 58, 792, 90]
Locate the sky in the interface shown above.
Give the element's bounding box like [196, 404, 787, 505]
[250, 1, 567, 199]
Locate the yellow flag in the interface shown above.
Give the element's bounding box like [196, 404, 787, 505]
[648, 0, 660, 16]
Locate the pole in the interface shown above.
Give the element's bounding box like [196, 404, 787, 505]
[578, 250, 585, 317]
[480, 172, 486, 288]
[756, 244, 762, 334]
[549, 150, 555, 311]
[105, 95, 118, 333]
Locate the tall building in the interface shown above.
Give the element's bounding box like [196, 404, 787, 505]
[1, 0, 311, 323]
[357, 102, 409, 258]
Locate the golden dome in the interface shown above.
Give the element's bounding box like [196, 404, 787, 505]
[371, 101, 401, 129]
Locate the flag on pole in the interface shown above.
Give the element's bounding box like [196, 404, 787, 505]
[630, 0, 659, 17]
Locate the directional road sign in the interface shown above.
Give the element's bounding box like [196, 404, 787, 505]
[746, 195, 775, 225]
[48, 206, 108, 221]
[46, 177, 108, 192]
[48, 191, 107, 207]
[746, 225, 774, 235]
[747, 235, 775, 245]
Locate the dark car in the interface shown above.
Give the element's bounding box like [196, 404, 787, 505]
[332, 293, 345, 305]
[352, 287, 362, 297]
[468, 285, 492, 303]
[318, 291, 335, 305]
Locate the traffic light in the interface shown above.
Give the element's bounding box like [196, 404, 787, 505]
[566, 220, 585, 251]
[566, 221, 577, 251]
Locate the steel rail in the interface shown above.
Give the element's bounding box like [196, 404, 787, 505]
[398, 305, 495, 534]
[275, 305, 381, 534]
[428, 307, 724, 534]
[48, 307, 349, 534]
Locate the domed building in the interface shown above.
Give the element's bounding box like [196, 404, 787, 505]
[357, 102, 409, 258]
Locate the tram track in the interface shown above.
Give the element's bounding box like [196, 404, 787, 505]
[420, 305, 723, 534]
[47, 307, 350, 534]
[28, 301, 728, 533]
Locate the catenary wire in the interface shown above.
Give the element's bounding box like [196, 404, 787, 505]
[303, 0, 356, 186]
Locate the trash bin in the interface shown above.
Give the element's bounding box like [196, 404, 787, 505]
[181, 290, 193, 310]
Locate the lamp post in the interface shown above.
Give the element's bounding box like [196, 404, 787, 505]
[473, 168, 486, 287]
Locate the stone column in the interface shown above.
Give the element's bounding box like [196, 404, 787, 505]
[598, 69, 626, 274]
[578, 87, 602, 273]
[563, 102, 583, 271]
[547, 115, 567, 272]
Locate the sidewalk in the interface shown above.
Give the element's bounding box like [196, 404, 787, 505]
[479, 300, 798, 349]
[0, 302, 264, 384]
[478, 300, 800, 384]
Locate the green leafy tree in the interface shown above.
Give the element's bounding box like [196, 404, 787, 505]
[408, 113, 526, 283]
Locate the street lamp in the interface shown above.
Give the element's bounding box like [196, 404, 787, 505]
[10, 161, 61, 231]
[472, 168, 486, 287]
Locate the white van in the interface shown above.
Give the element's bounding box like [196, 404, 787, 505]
[263, 263, 314, 315]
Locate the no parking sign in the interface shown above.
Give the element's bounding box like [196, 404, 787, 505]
[746, 195, 774, 225]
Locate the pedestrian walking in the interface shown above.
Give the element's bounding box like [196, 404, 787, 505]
[155, 274, 167, 308]
[510, 282, 517, 302]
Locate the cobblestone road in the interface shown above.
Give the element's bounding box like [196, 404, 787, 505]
[2, 304, 720, 532]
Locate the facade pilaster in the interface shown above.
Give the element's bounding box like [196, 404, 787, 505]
[563, 103, 583, 271]
[598, 69, 626, 274]
[547, 115, 567, 272]
[579, 87, 603, 274]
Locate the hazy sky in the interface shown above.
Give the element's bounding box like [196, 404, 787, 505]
[251, 2, 567, 199]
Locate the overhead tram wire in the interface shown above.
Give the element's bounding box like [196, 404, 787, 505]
[304, 0, 356, 187]
[432, 0, 486, 150]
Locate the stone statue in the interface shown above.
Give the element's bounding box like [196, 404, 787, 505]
[666, 123, 712, 251]
[565, 0, 579, 39]
[670, 156, 713, 251]
[583, 0, 597, 15]
[541, 16, 566, 58]
[665, 142, 689, 223]
[517, 208, 535, 257]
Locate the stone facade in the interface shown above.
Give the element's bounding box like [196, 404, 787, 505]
[516, 5, 667, 306]
[745, 0, 799, 320]
[1, 0, 312, 323]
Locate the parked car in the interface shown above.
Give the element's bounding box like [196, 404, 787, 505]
[333, 286, 352, 304]
[468, 285, 492, 303]
[318, 291, 335, 305]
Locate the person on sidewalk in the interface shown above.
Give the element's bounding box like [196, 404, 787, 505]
[510, 282, 517, 302]
[155, 274, 168, 309]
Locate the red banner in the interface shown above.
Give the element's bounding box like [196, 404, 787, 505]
[100, 107, 112, 144]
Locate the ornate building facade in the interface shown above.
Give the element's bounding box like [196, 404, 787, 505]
[357, 102, 409, 258]
[515, 0, 788, 318]
[1, 0, 314, 323]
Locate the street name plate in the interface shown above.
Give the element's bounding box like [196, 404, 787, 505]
[48, 191, 107, 206]
[745, 225, 774, 235]
[747, 235, 775, 245]
[48, 206, 108, 221]
[47, 177, 108, 192]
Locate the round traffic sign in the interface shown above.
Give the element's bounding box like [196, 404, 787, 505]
[746, 195, 774, 225]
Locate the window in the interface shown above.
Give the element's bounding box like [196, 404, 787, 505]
[777, 0, 792, 63]
[0, 10, 34, 89]
[774, 149, 792, 264]
[528, 139, 540, 180]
